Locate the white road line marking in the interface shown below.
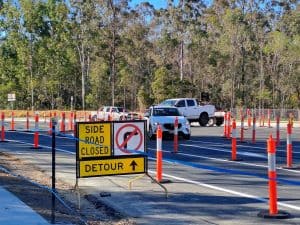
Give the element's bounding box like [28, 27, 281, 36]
[148, 170, 300, 211]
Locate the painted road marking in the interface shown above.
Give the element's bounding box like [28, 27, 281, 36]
[148, 169, 300, 211]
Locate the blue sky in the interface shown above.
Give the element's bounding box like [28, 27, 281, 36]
[130, 0, 175, 9]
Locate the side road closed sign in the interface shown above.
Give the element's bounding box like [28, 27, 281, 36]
[76, 120, 147, 178]
[79, 156, 146, 177]
[77, 122, 112, 159]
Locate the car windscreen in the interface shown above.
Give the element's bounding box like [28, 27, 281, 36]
[117, 107, 126, 112]
[153, 108, 180, 116]
[159, 100, 176, 106]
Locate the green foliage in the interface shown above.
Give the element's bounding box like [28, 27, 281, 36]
[0, 0, 299, 110]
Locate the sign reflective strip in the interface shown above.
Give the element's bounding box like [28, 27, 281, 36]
[268, 154, 276, 171]
[79, 157, 145, 177]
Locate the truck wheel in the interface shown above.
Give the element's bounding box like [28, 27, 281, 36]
[215, 117, 224, 126]
[199, 113, 209, 127]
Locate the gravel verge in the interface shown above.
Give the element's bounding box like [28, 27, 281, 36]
[0, 152, 137, 225]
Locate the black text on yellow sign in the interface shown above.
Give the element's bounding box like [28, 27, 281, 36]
[79, 157, 146, 178]
[78, 123, 112, 159]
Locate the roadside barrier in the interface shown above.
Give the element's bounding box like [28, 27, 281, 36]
[258, 135, 290, 219]
[1, 112, 5, 142]
[156, 124, 163, 182]
[60, 112, 66, 133]
[49, 112, 53, 135]
[252, 116, 256, 144]
[43, 112, 46, 123]
[73, 112, 76, 132]
[173, 116, 178, 153]
[10, 111, 15, 131]
[69, 112, 74, 131]
[276, 116, 280, 146]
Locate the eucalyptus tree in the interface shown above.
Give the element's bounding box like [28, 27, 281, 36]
[70, 0, 99, 110]
[119, 2, 156, 110]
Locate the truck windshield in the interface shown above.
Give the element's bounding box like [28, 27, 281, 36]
[153, 108, 180, 116]
[159, 99, 176, 106]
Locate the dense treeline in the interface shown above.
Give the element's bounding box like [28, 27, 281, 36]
[0, 0, 299, 111]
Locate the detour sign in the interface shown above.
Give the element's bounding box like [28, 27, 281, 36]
[79, 156, 146, 177]
[77, 122, 112, 159]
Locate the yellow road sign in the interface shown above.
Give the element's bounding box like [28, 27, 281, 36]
[77, 122, 112, 159]
[79, 156, 146, 178]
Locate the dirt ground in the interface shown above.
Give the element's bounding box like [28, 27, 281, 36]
[0, 152, 137, 225]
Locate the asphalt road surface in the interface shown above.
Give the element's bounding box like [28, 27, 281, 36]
[1, 119, 300, 225]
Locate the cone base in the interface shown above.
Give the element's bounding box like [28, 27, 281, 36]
[258, 210, 291, 219]
[30, 146, 43, 150]
[229, 158, 243, 161]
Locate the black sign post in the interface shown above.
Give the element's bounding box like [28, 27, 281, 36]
[51, 120, 56, 224]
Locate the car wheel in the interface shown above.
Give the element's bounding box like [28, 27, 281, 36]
[199, 113, 209, 127]
[148, 125, 155, 140]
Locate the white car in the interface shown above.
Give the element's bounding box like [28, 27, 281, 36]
[144, 106, 191, 140]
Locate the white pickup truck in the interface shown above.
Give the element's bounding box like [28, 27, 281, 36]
[91, 106, 129, 121]
[159, 98, 224, 126]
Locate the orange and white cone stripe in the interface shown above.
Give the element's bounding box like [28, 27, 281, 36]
[231, 119, 237, 161]
[267, 135, 278, 215]
[286, 123, 293, 168]
[156, 124, 163, 182]
[33, 113, 39, 149]
[252, 116, 256, 144]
